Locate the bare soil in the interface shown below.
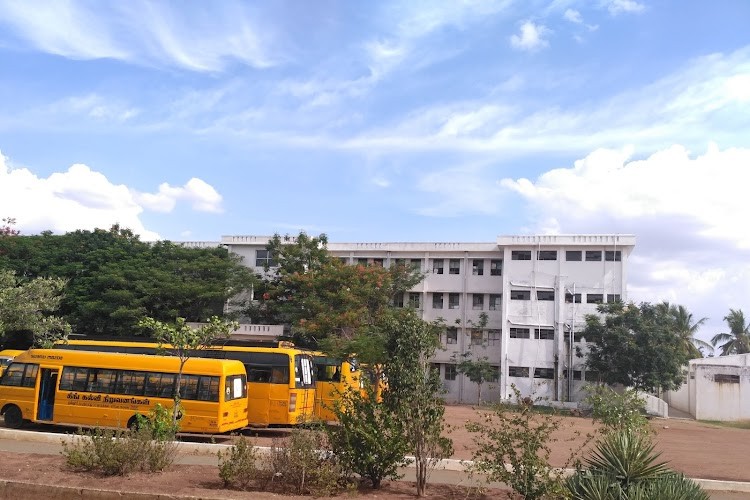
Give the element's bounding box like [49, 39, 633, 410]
[0, 404, 748, 499]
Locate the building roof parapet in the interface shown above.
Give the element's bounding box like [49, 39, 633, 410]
[497, 234, 635, 247]
[177, 241, 222, 248]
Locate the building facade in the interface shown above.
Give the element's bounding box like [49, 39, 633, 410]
[214, 234, 634, 404]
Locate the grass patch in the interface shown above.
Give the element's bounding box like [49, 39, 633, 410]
[698, 419, 750, 430]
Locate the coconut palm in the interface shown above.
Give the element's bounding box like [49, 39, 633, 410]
[657, 302, 711, 358]
[670, 304, 711, 358]
[711, 308, 750, 356]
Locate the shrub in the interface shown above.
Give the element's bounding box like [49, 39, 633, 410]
[269, 428, 342, 496]
[327, 383, 409, 489]
[135, 402, 180, 441]
[218, 436, 270, 490]
[566, 429, 708, 500]
[466, 386, 590, 500]
[583, 385, 649, 434]
[61, 425, 177, 476]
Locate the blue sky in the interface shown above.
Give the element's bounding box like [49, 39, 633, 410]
[1, 0, 750, 346]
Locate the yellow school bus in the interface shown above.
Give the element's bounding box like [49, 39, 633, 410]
[0, 350, 23, 378]
[313, 354, 363, 422]
[0, 349, 248, 433]
[58, 339, 317, 427]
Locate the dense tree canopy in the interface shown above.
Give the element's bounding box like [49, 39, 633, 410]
[245, 232, 423, 354]
[582, 302, 691, 393]
[0, 225, 255, 338]
[0, 269, 70, 347]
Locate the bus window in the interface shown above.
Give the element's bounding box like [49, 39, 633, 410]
[87, 369, 117, 393]
[145, 372, 176, 398]
[295, 355, 314, 388]
[116, 370, 147, 395]
[1, 363, 37, 387]
[196, 376, 219, 402]
[225, 374, 247, 401]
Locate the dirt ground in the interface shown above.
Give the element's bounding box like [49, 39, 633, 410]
[0, 404, 748, 499]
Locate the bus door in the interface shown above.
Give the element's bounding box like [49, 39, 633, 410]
[37, 368, 58, 421]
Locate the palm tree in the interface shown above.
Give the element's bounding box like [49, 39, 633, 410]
[711, 309, 750, 356]
[670, 304, 711, 358]
[657, 302, 711, 358]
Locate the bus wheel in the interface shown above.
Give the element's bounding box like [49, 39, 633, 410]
[3, 405, 23, 429]
[127, 416, 140, 431]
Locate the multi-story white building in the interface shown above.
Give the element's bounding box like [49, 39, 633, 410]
[202, 234, 634, 404]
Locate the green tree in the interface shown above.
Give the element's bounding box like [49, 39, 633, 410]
[583, 302, 690, 393]
[0, 226, 254, 336]
[138, 316, 238, 425]
[711, 308, 750, 356]
[1, 217, 19, 237]
[657, 302, 711, 358]
[453, 351, 497, 405]
[246, 232, 422, 351]
[327, 382, 409, 489]
[381, 309, 452, 497]
[0, 270, 70, 348]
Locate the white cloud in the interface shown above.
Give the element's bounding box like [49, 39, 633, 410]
[0, 150, 224, 239]
[498, 143, 750, 344]
[500, 144, 750, 248]
[607, 0, 645, 15]
[564, 9, 583, 24]
[0, 0, 277, 72]
[510, 21, 550, 51]
[339, 46, 750, 155]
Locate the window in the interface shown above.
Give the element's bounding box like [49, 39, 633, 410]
[393, 293, 404, 308]
[432, 293, 444, 309]
[587, 294, 604, 304]
[584, 371, 600, 382]
[357, 257, 368, 265]
[565, 293, 582, 303]
[563, 370, 582, 380]
[255, 249, 275, 267]
[432, 259, 444, 274]
[510, 290, 531, 300]
[449, 259, 460, 274]
[508, 366, 529, 377]
[1, 363, 38, 388]
[537, 250, 557, 261]
[489, 294, 501, 310]
[534, 368, 554, 379]
[472, 294, 484, 310]
[372, 258, 384, 267]
[535, 328, 555, 340]
[409, 292, 421, 309]
[394, 258, 405, 267]
[338, 257, 348, 264]
[573, 332, 586, 342]
[585, 250, 602, 262]
[566, 250, 582, 261]
[510, 327, 530, 339]
[512, 250, 531, 260]
[537, 290, 555, 301]
[470, 329, 484, 346]
[490, 259, 502, 276]
[714, 374, 740, 384]
[444, 364, 457, 381]
[88, 369, 117, 393]
[607, 294, 621, 303]
[446, 328, 458, 345]
[605, 250, 622, 262]
[145, 372, 176, 398]
[488, 366, 500, 382]
[410, 258, 422, 270]
[430, 363, 441, 377]
[448, 293, 460, 309]
[472, 259, 484, 275]
[487, 329, 501, 346]
[225, 374, 248, 401]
